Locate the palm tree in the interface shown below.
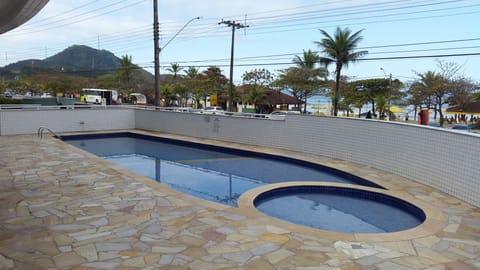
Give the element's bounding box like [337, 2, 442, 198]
[159, 83, 176, 106]
[292, 49, 328, 113]
[315, 27, 367, 116]
[184, 66, 199, 79]
[183, 66, 200, 107]
[116, 54, 135, 87]
[293, 49, 319, 69]
[116, 54, 136, 102]
[166, 63, 183, 81]
[249, 87, 266, 113]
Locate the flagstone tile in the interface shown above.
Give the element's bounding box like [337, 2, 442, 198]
[53, 252, 86, 268]
[96, 242, 132, 252]
[74, 244, 98, 262]
[1, 134, 479, 269]
[152, 245, 187, 253]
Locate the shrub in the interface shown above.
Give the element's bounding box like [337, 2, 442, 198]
[0, 98, 21, 104]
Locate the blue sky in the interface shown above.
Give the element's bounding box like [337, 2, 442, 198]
[1, 0, 479, 85]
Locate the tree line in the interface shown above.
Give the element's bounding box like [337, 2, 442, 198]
[1, 27, 479, 123]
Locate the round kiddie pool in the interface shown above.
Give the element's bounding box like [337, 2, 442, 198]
[238, 182, 437, 235]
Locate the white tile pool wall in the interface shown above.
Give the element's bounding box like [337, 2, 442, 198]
[0, 108, 135, 135]
[135, 110, 480, 208]
[1, 108, 478, 208]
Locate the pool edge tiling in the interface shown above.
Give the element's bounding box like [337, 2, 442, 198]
[1, 131, 479, 269]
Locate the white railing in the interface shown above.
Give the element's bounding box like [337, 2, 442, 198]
[0, 104, 44, 110]
[0, 104, 285, 120]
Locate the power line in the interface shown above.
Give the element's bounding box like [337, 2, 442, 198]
[164, 37, 480, 66]
[160, 52, 480, 69]
[362, 52, 480, 61]
[23, 0, 100, 26]
[249, 0, 464, 23]
[245, 9, 480, 37]
[22, 51, 477, 80]
[3, 29, 479, 67]
[6, 0, 149, 35]
[1, 0, 479, 75]
[5, 0, 470, 39]
[2, 1, 476, 43]
[366, 45, 480, 55]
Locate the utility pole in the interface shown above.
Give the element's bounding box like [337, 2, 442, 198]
[218, 20, 248, 112]
[153, 0, 160, 107]
[381, 68, 392, 121]
[388, 73, 392, 121]
[153, 1, 199, 107]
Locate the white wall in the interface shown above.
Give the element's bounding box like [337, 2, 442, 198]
[135, 110, 480, 208]
[0, 108, 135, 135]
[1, 108, 478, 208]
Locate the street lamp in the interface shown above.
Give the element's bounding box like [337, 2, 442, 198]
[380, 68, 392, 121]
[161, 17, 201, 52]
[153, 6, 201, 107]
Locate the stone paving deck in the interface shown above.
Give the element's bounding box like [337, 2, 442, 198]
[0, 131, 479, 270]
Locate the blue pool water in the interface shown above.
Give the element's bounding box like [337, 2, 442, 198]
[254, 186, 425, 233]
[63, 133, 381, 206]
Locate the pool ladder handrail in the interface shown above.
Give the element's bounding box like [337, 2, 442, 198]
[37, 127, 61, 139]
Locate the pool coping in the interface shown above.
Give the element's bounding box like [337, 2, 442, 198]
[58, 129, 448, 242]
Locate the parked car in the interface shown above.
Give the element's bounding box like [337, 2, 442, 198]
[175, 107, 195, 113]
[451, 124, 471, 133]
[267, 110, 300, 120]
[202, 106, 225, 115]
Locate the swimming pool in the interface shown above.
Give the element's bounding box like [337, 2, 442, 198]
[62, 132, 382, 206]
[253, 185, 425, 233]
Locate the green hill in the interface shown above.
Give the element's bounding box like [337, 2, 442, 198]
[1, 45, 152, 80]
[43, 45, 120, 74]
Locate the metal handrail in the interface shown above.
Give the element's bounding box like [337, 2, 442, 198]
[37, 127, 60, 139]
